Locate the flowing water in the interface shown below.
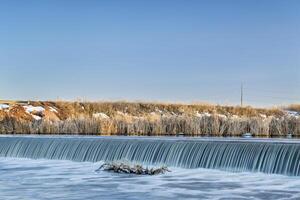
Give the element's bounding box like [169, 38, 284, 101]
[0, 136, 300, 199]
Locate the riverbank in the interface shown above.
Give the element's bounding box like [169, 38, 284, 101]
[0, 101, 299, 137]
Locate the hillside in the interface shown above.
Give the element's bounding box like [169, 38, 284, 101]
[0, 101, 299, 137]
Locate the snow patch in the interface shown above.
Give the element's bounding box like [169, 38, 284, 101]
[230, 115, 241, 119]
[259, 114, 267, 118]
[170, 112, 176, 115]
[93, 113, 110, 119]
[286, 110, 299, 118]
[195, 112, 211, 118]
[217, 114, 227, 119]
[116, 111, 128, 116]
[133, 116, 144, 120]
[49, 106, 58, 113]
[32, 115, 42, 120]
[0, 104, 9, 110]
[24, 105, 45, 120]
[23, 105, 45, 114]
[155, 108, 163, 113]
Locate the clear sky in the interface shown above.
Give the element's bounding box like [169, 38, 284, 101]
[0, 0, 299, 106]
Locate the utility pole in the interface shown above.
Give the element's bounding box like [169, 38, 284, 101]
[240, 83, 243, 107]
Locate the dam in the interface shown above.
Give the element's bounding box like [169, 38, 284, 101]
[0, 136, 299, 176]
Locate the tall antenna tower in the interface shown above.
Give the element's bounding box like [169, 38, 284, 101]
[240, 83, 244, 107]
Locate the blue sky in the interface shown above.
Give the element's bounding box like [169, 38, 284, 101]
[0, 0, 299, 106]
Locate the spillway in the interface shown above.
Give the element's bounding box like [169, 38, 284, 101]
[0, 136, 300, 176]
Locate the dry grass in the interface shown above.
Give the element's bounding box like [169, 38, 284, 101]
[286, 104, 300, 112]
[1, 114, 299, 137]
[0, 101, 298, 137]
[46, 101, 284, 118]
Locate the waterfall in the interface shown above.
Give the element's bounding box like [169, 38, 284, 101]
[0, 136, 299, 176]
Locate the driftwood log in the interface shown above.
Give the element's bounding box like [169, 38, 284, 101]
[97, 163, 170, 175]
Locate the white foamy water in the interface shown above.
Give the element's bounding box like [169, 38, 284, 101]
[0, 158, 299, 200]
